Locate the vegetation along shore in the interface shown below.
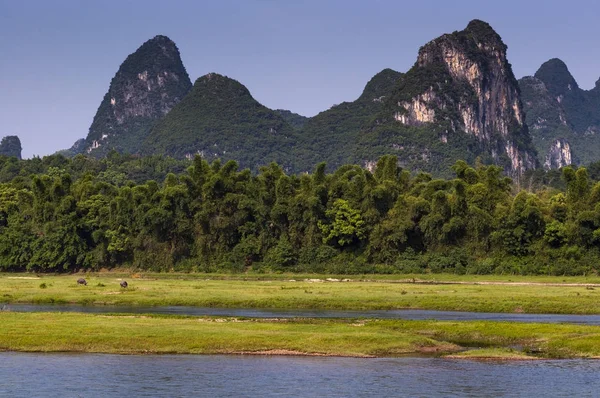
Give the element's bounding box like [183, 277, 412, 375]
[3, 273, 600, 314]
[3, 312, 600, 360]
[5, 273, 600, 360]
[2, 152, 600, 277]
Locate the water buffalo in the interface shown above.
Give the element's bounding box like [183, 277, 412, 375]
[120, 280, 128, 288]
[77, 278, 87, 286]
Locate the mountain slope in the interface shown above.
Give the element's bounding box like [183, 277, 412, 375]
[295, 68, 403, 171]
[275, 110, 308, 130]
[84, 35, 192, 156]
[143, 73, 299, 171]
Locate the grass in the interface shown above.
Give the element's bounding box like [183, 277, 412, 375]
[2, 273, 600, 314]
[3, 312, 600, 359]
[444, 348, 539, 360]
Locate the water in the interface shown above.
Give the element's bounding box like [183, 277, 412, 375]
[5, 303, 600, 324]
[0, 353, 598, 397]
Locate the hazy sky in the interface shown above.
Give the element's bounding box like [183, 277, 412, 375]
[2, 0, 600, 158]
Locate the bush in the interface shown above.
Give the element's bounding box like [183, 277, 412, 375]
[322, 252, 372, 274]
[298, 245, 338, 265]
[394, 248, 426, 273]
[264, 237, 297, 270]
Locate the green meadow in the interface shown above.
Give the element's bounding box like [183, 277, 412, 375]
[5, 272, 600, 359]
[2, 312, 600, 359]
[2, 273, 600, 314]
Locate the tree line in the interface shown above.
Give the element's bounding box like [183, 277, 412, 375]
[1, 152, 600, 275]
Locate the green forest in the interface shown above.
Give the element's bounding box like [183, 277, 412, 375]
[1, 151, 600, 275]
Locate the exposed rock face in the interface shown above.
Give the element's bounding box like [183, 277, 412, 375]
[544, 138, 572, 169]
[391, 20, 537, 176]
[0, 136, 22, 159]
[85, 35, 192, 156]
[394, 89, 436, 125]
[520, 58, 600, 167]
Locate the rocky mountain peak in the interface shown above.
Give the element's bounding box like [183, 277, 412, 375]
[464, 19, 497, 33]
[534, 58, 579, 96]
[83, 35, 192, 156]
[417, 19, 507, 68]
[0, 136, 22, 159]
[464, 19, 504, 44]
[391, 20, 536, 177]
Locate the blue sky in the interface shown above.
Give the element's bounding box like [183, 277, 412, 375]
[1, 0, 599, 158]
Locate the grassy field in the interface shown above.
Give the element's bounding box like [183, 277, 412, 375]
[3, 312, 600, 359]
[3, 272, 600, 314]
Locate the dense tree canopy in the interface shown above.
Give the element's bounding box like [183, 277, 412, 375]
[1, 153, 600, 275]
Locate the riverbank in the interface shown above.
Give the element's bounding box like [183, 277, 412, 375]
[3, 273, 600, 314]
[3, 312, 600, 359]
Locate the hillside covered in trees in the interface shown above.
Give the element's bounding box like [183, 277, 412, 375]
[0, 152, 599, 275]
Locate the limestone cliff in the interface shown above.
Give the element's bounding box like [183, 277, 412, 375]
[0, 136, 22, 159]
[388, 20, 537, 176]
[544, 138, 572, 169]
[84, 35, 192, 156]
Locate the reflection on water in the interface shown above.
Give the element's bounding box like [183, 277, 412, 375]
[0, 353, 598, 397]
[4, 303, 600, 324]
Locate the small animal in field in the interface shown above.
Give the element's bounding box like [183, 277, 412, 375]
[77, 278, 87, 286]
[120, 281, 128, 288]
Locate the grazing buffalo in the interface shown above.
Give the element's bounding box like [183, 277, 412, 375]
[120, 281, 128, 288]
[77, 278, 87, 286]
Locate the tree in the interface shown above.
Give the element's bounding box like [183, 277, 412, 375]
[319, 199, 366, 247]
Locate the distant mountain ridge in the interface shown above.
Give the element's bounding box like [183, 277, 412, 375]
[61, 21, 599, 177]
[519, 58, 600, 168]
[300, 20, 537, 177]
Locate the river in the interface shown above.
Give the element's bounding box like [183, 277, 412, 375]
[5, 303, 600, 324]
[0, 352, 598, 397]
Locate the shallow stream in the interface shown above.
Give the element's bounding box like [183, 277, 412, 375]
[4, 303, 600, 324]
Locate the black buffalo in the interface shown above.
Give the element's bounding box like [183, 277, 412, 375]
[77, 278, 87, 286]
[120, 281, 128, 288]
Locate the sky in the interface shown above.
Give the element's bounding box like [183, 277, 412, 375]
[2, 0, 600, 158]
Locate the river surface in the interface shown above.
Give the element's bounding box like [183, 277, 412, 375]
[0, 352, 598, 397]
[5, 303, 600, 324]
